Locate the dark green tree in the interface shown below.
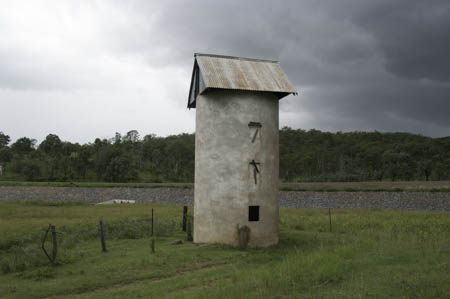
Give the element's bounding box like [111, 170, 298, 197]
[0, 147, 12, 164]
[0, 132, 10, 147]
[39, 134, 63, 156]
[11, 137, 36, 155]
[22, 158, 41, 181]
[418, 160, 433, 181]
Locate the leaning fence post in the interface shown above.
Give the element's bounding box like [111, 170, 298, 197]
[41, 224, 53, 265]
[99, 217, 107, 252]
[182, 206, 188, 232]
[328, 208, 332, 232]
[50, 225, 57, 264]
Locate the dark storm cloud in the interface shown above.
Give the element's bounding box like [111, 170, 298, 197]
[353, 0, 450, 81]
[128, 0, 450, 137]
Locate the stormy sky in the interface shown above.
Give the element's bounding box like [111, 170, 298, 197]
[1, 0, 449, 144]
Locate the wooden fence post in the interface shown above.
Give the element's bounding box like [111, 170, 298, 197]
[151, 238, 155, 253]
[328, 208, 332, 232]
[50, 225, 57, 264]
[182, 206, 188, 232]
[186, 215, 193, 241]
[151, 208, 154, 237]
[99, 217, 107, 252]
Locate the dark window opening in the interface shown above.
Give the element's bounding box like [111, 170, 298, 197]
[249, 206, 259, 222]
[248, 121, 262, 128]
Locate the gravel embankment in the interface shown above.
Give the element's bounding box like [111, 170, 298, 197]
[1, 187, 450, 211]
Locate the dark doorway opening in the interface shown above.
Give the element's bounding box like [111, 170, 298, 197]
[248, 206, 259, 221]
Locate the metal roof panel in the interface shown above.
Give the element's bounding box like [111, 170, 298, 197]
[195, 53, 296, 94]
[188, 53, 297, 108]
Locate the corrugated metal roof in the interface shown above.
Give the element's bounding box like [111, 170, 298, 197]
[188, 53, 297, 108]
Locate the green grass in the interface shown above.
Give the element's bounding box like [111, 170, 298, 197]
[279, 181, 450, 192]
[0, 201, 449, 298]
[0, 181, 193, 189]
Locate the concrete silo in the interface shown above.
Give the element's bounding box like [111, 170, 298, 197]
[187, 53, 296, 247]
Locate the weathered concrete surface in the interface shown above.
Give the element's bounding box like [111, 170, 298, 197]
[194, 90, 279, 247]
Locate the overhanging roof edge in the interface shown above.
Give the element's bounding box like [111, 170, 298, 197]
[187, 53, 297, 109]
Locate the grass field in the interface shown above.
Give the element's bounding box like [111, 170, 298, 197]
[1, 201, 449, 298]
[2, 180, 450, 192]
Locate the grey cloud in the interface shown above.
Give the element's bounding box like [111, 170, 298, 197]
[1, 0, 449, 141]
[282, 78, 450, 136]
[352, 0, 450, 81]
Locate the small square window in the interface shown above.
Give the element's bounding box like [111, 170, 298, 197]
[248, 206, 259, 222]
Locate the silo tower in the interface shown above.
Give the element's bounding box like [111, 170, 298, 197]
[188, 53, 296, 246]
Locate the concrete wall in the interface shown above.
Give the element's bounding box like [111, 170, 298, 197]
[194, 89, 279, 246]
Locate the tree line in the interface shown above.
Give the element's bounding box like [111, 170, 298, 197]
[0, 128, 449, 183]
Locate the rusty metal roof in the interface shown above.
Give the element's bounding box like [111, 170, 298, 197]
[188, 53, 297, 108]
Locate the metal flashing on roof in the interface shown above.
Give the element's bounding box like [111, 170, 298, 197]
[188, 53, 297, 108]
[194, 53, 279, 63]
